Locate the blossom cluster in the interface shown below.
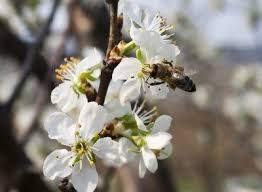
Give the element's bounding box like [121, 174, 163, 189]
[223, 65, 262, 127]
[43, 2, 182, 192]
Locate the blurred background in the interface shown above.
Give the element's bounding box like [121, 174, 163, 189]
[0, 0, 262, 191]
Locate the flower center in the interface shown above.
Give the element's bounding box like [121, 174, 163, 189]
[137, 64, 152, 79]
[73, 73, 94, 94]
[132, 135, 146, 148]
[72, 140, 96, 166]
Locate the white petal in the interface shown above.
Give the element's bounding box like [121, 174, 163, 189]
[145, 12, 162, 32]
[175, 46, 180, 57]
[158, 142, 173, 160]
[112, 58, 141, 81]
[134, 114, 147, 131]
[141, 146, 158, 173]
[105, 81, 122, 103]
[139, 157, 147, 178]
[119, 137, 137, 163]
[105, 99, 132, 121]
[130, 26, 162, 57]
[76, 49, 103, 75]
[71, 161, 98, 192]
[122, 1, 143, 26]
[146, 132, 172, 150]
[51, 82, 79, 113]
[92, 137, 120, 167]
[43, 149, 73, 180]
[44, 112, 75, 146]
[119, 78, 141, 104]
[152, 44, 180, 64]
[149, 83, 169, 99]
[79, 102, 107, 140]
[151, 115, 173, 133]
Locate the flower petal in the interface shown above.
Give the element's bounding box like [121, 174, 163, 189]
[79, 102, 107, 140]
[51, 82, 79, 113]
[134, 114, 147, 131]
[158, 142, 173, 160]
[75, 49, 103, 75]
[130, 26, 162, 58]
[149, 82, 169, 99]
[119, 78, 141, 104]
[71, 161, 98, 192]
[146, 132, 172, 150]
[152, 44, 180, 64]
[43, 149, 73, 180]
[112, 58, 141, 81]
[122, 1, 143, 26]
[130, 25, 158, 47]
[44, 112, 75, 146]
[139, 157, 147, 178]
[119, 137, 137, 163]
[151, 115, 173, 133]
[105, 81, 122, 103]
[93, 137, 122, 167]
[141, 146, 158, 173]
[105, 99, 131, 122]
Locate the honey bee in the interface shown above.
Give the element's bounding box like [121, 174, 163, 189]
[149, 62, 196, 92]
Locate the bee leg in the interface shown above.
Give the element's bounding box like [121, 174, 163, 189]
[148, 81, 165, 86]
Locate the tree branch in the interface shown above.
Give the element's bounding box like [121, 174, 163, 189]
[0, 21, 48, 81]
[4, 0, 60, 109]
[95, 0, 122, 105]
[106, 0, 121, 57]
[60, 1, 121, 191]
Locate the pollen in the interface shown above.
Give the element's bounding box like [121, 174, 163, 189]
[55, 57, 80, 81]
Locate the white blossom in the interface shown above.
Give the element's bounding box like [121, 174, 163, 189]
[106, 100, 173, 177]
[43, 102, 120, 192]
[113, 3, 181, 104]
[122, 1, 180, 63]
[112, 54, 170, 104]
[51, 49, 102, 112]
[136, 114, 173, 178]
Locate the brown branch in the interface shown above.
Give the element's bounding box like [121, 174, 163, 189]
[59, 178, 76, 192]
[0, 21, 49, 81]
[3, 0, 60, 109]
[94, 1, 122, 191]
[60, 1, 121, 191]
[95, 0, 122, 105]
[106, 0, 121, 57]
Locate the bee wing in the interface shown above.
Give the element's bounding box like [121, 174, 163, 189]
[186, 69, 198, 76]
[176, 62, 198, 77]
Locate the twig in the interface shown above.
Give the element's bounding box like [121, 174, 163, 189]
[0, 21, 48, 81]
[4, 0, 60, 109]
[95, 0, 121, 105]
[106, 0, 121, 57]
[59, 1, 121, 191]
[94, 1, 121, 191]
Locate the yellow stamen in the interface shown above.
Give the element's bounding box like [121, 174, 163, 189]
[55, 57, 80, 81]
